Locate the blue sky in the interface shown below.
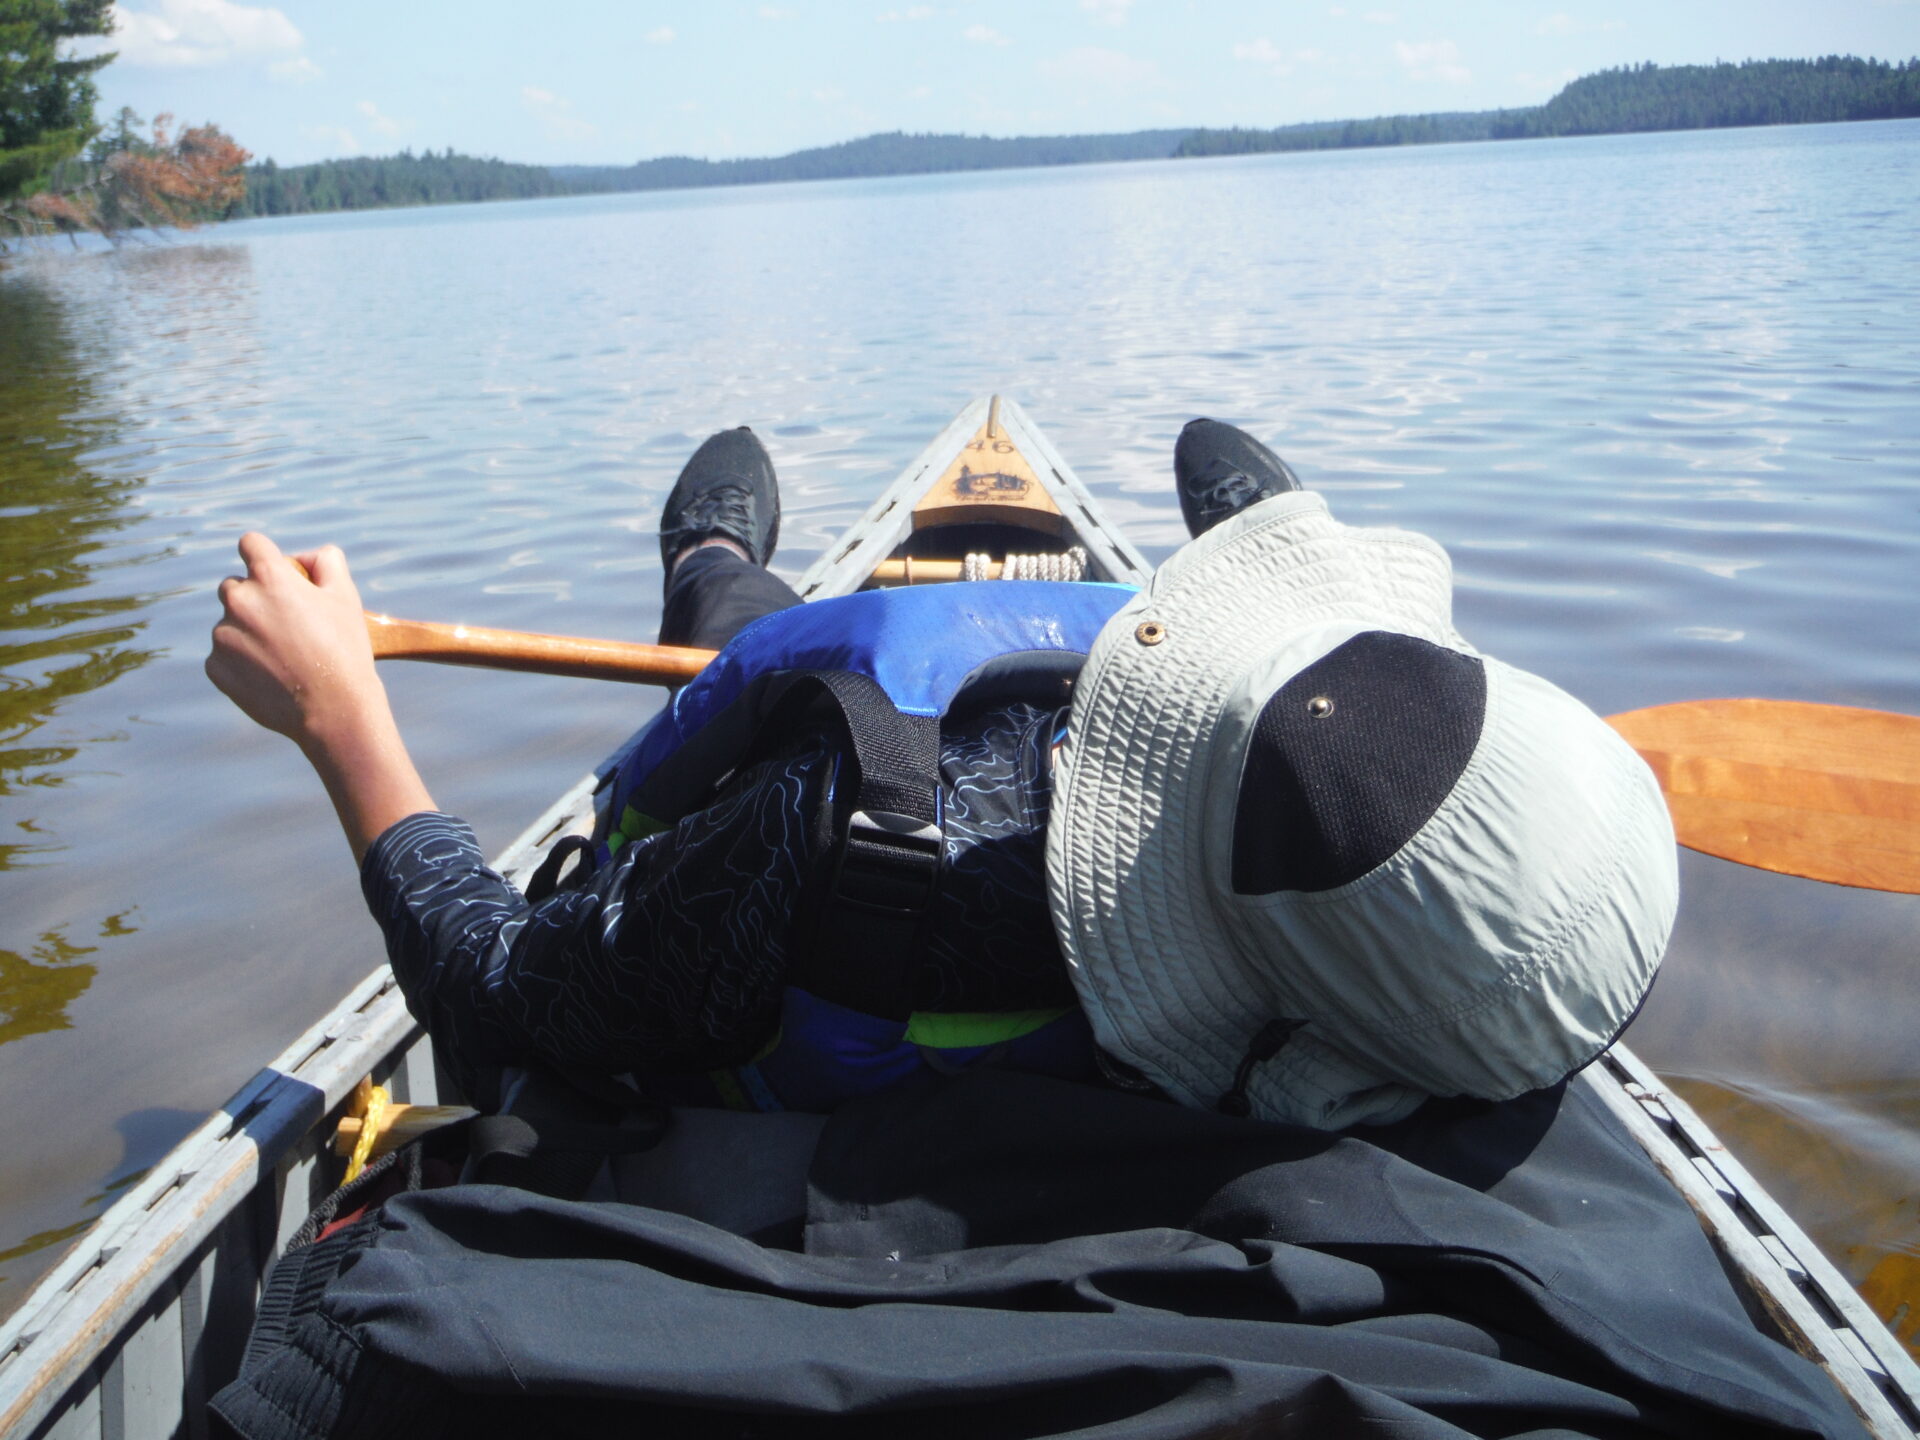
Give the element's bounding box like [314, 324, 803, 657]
[80, 1, 1920, 167]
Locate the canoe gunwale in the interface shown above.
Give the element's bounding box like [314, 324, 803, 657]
[2, 396, 1914, 1440]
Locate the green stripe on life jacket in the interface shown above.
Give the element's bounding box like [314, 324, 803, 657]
[904, 1008, 1075, 1050]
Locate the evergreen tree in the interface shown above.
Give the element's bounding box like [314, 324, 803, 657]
[1176, 56, 1920, 161]
[226, 148, 572, 217]
[0, 0, 114, 201]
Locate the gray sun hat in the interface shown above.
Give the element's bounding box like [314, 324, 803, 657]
[1046, 491, 1678, 1130]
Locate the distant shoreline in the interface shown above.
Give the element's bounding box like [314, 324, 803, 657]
[229, 55, 1918, 222]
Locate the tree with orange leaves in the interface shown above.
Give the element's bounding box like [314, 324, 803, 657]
[1, 109, 250, 250]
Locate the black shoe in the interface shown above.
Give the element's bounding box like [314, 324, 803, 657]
[659, 427, 781, 572]
[1174, 419, 1301, 539]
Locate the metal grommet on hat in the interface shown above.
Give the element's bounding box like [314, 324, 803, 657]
[1135, 619, 1167, 646]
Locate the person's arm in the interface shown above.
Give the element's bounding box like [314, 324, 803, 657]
[205, 532, 434, 862]
[207, 530, 816, 1087]
[362, 747, 827, 1091]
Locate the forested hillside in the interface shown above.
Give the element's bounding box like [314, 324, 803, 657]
[1178, 55, 1919, 159]
[1175, 109, 1527, 158]
[221, 55, 1919, 222]
[555, 128, 1191, 193]
[230, 149, 569, 217]
[1517, 56, 1920, 136]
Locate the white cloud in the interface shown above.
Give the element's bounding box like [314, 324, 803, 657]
[300, 123, 358, 155]
[1396, 38, 1469, 84]
[356, 99, 401, 138]
[1231, 38, 1328, 77]
[1363, 9, 1397, 22]
[964, 23, 1009, 45]
[876, 5, 934, 18]
[811, 86, 846, 104]
[269, 54, 320, 83]
[644, 25, 674, 44]
[1328, 4, 1346, 13]
[1534, 13, 1622, 35]
[1081, 0, 1131, 24]
[102, 0, 301, 67]
[521, 85, 597, 144]
[906, 83, 934, 98]
[758, 5, 791, 17]
[1038, 46, 1163, 94]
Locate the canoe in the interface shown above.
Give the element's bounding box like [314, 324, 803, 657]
[2, 395, 1916, 1439]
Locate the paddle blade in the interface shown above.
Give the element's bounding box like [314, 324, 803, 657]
[1607, 699, 1920, 894]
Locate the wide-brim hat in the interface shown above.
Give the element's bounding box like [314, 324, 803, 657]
[1046, 492, 1678, 1130]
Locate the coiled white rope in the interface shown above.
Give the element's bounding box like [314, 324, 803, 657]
[963, 545, 1089, 582]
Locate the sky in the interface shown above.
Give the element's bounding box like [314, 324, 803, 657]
[77, 0, 1920, 168]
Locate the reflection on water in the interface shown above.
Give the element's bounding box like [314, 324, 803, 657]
[0, 929, 100, 1046]
[0, 278, 165, 1057]
[0, 282, 159, 870]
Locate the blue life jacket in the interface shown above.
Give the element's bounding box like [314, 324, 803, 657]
[597, 580, 1135, 1113]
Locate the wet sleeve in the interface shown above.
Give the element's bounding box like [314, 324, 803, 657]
[359, 747, 828, 1091]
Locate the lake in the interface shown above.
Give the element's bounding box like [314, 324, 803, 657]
[1, 118, 1916, 1333]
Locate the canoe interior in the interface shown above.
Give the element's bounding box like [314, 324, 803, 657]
[1, 397, 1914, 1440]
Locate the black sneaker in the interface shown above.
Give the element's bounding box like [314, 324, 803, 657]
[1173, 418, 1301, 539]
[659, 427, 781, 572]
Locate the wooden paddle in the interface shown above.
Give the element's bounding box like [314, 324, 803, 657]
[360, 611, 1920, 895]
[1606, 699, 1920, 895]
[364, 611, 715, 685]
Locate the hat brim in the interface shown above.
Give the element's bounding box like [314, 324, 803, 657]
[1046, 493, 1464, 1128]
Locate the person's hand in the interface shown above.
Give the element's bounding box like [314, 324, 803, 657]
[206, 532, 436, 861]
[206, 532, 385, 753]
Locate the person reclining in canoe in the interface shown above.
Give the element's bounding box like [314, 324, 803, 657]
[205, 422, 1677, 1130]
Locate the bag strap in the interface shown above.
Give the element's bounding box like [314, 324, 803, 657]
[746, 670, 943, 1023]
[468, 1066, 670, 1199]
[524, 833, 596, 903]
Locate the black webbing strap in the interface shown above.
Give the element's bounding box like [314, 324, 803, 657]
[468, 1066, 669, 1200]
[747, 670, 943, 1022]
[525, 833, 595, 903]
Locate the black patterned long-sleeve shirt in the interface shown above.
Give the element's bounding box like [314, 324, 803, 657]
[361, 702, 1071, 1097]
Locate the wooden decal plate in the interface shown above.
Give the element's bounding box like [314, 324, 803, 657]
[913, 402, 1065, 535]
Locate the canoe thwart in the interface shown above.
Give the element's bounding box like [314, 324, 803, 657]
[333, 1075, 478, 1166]
[869, 547, 1090, 586]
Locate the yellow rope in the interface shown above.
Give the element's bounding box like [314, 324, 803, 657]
[344, 1083, 390, 1183]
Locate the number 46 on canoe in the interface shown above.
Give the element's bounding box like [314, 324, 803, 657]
[362, 607, 1920, 897]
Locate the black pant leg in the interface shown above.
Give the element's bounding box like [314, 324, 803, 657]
[659, 547, 803, 650]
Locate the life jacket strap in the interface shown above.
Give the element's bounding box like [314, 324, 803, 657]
[740, 669, 943, 1023]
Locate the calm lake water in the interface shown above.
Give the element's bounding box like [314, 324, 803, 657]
[2, 120, 1917, 1331]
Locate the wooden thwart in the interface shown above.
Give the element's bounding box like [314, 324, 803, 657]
[333, 1104, 477, 1162]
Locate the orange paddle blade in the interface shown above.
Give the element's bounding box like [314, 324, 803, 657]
[1607, 699, 1920, 894]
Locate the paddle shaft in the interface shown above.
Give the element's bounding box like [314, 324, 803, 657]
[362, 609, 1920, 895]
[365, 612, 715, 684]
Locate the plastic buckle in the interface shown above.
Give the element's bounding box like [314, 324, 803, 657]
[833, 807, 943, 914]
